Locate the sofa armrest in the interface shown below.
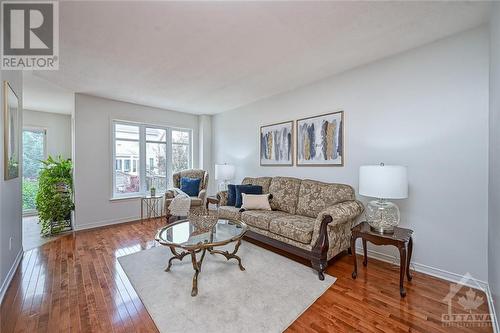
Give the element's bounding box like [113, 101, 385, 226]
[217, 190, 228, 206]
[311, 200, 364, 245]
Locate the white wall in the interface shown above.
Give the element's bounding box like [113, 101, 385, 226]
[199, 114, 213, 187]
[0, 70, 23, 300]
[73, 94, 201, 230]
[213, 27, 490, 281]
[489, 2, 500, 315]
[23, 109, 72, 159]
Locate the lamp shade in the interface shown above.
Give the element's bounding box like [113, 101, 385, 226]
[215, 164, 235, 181]
[359, 165, 408, 199]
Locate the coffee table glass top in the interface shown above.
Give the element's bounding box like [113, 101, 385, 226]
[155, 218, 247, 249]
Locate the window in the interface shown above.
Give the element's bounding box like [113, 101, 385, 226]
[172, 129, 191, 173]
[112, 121, 192, 198]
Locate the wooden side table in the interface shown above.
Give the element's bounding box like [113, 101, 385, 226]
[141, 195, 163, 221]
[350, 221, 413, 297]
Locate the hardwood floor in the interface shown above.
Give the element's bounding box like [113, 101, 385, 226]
[1, 218, 493, 333]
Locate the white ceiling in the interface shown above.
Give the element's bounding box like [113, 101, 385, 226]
[28, 1, 491, 115]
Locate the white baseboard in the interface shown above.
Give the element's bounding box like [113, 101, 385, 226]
[0, 249, 23, 304]
[358, 246, 498, 333]
[75, 215, 140, 231]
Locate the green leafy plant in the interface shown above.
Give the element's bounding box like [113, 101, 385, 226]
[22, 179, 39, 211]
[36, 156, 74, 236]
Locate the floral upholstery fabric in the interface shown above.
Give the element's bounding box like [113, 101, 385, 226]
[217, 190, 228, 206]
[269, 215, 316, 244]
[246, 225, 313, 252]
[325, 220, 355, 260]
[172, 169, 209, 191]
[310, 200, 364, 247]
[218, 206, 242, 221]
[296, 180, 355, 218]
[241, 177, 273, 194]
[166, 169, 209, 216]
[241, 210, 291, 230]
[268, 177, 301, 214]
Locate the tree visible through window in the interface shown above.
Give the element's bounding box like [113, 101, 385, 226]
[22, 129, 45, 212]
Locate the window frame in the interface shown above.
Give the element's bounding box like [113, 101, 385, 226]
[111, 120, 193, 199]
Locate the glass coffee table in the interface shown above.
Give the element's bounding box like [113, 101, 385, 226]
[155, 217, 247, 296]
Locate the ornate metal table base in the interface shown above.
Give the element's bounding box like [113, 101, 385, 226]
[165, 239, 245, 296]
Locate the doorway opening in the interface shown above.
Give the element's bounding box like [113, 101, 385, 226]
[22, 128, 57, 249]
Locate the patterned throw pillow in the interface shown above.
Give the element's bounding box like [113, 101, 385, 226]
[180, 177, 201, 197]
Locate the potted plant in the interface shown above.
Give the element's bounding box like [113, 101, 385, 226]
[36, 156, 75, 236]
[150, 186, 156, 197]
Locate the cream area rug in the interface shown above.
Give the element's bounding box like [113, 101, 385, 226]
[118, 241, 336, 333]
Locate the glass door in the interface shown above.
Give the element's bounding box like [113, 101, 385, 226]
[22, 128, 46, 215]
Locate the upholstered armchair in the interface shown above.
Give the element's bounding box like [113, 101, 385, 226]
[164, 169, 209, 222]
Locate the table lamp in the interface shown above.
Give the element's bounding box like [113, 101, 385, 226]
[215, 163, 235, 191]
[359, 163, 408, 234]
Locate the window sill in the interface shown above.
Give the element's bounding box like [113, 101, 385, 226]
[109, 195, 144, 202]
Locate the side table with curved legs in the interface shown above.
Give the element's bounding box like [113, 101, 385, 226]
[350, 222, 413, 297]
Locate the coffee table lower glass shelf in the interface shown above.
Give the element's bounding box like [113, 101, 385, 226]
[155, 217, 247, 296]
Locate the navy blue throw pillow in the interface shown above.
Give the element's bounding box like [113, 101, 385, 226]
[235, 185, 263, 208]
[227, 184, 237, 206]
[180, 177, 201, 197]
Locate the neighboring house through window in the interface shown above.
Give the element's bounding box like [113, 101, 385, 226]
[112, 121, 192, 198]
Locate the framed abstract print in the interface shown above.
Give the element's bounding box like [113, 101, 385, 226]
[260, 121, 294, 166]
[296, 111, 344, 166]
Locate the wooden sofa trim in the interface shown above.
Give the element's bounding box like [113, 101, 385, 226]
[244, 214, 335, 280]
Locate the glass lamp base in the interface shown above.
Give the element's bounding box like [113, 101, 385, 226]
[366, 199, 400, 234]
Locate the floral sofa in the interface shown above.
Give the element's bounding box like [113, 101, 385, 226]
[217, 176, 364, 280]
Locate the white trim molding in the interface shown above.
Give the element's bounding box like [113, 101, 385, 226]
[74, 215, 141, 231]
[0, 249, 23, 303]
[357, 246, 498, 332]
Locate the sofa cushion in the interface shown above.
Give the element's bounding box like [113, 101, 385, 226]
[296, 179, 356, 218]
[269, 215, 316, 244]
[218, 206, 242, 220]
[268, 177, 301, 214]
[242, 177, 273, 194]
[241, 210, 291, 231]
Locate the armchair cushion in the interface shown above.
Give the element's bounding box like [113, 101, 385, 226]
[180, 177, 201, 196]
